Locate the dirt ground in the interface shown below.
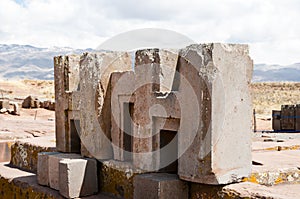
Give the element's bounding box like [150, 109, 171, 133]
[0, 108, 55, 141]
[0, 80, 55, 141]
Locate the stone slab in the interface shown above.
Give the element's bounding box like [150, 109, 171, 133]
[242, 150, 300, 186]
[0, 162, 115, 199]
[37, 152, 59, 186]
[48, 153, 81, 190]
[10, 135, 56, 173]
[59, 158, 98, 198]
[133, 173, 188, 199]
[222, 182, 300, 199]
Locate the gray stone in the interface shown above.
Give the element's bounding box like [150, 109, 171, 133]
[79, 52, 131, 159]
[53, 43, 253, 186]
[134, 173, 188, 199]
[54, 55, 81, 152]
[177, 44, 253, 184]
[37, 152, 59, 186]
[48, 153, 81, 190]
[59, 158, 98, 198]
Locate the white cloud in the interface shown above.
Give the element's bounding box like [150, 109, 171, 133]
[0, 0, 300, 65]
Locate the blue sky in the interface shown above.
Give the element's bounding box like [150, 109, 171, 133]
[1, 0, 300, 65]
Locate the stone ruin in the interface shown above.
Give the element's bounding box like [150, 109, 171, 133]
[37, 43, 253, 198]
[272, 104, 300, 131]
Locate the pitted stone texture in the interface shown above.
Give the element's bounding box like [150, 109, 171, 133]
[134, 173, 188, 199]
[178, 43, 253, 184]
[10, 136, 56, 173]
[99, 160, 144, 199]
[59, 158, 98, 198]
[48, 153, 81, 190]
[79, 52, 131, 159]
[37, 152, 59, 186]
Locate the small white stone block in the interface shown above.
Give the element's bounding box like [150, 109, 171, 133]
[59, 158, 98, 198]
[48, 153, 81, 190]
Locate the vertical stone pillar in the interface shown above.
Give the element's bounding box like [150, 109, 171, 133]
[54, 55, 81, 152]
[178, 43, 253, 184]
[79, 52, 131, 159]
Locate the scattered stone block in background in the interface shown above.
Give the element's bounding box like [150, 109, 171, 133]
[0, 99, 9, 109]
[22, 95, 40, 108]
[59, 158, 98, 198]
[134, 173, 188, 199]
[11, 102, 20, 115]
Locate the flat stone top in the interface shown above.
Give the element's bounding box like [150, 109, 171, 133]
[252, 150, 300, 173]
[223, 182, 300, 199]
[15, 135, 56, 148]
[135, 173, 180, 182]
[0, 162, 35, 179]
[0, 162, 116, 199]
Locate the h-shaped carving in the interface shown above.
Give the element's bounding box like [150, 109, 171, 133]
[54, 43, 253, 184]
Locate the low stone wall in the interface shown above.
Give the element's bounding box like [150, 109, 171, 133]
[99, 160, 145, 199]
[10, 136, 56, 173]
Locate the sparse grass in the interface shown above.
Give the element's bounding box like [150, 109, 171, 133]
[0, 80, 54, 100]
[251, 82, 300, 116]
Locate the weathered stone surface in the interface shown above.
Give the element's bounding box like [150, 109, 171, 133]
[189, 183, 224, 199]
[222, 182, 300, 199]
[37, 152, 59, 186]
[10, 136, 56, 173]
[178, 44, 253, 184]
[0, 162, 61, 199]
[245, 150, 300, 185]
[0, 162, 115, 199]
[59, 158, 98, 198]
[99, 160, 144, 199]
[54, 54, 81, 152]
[110, 49, 180, 172]
[133, 173, 188, 199]
[54, 44, 252, 186]
[79, 52, 131, 159]
[48, 153, 81, 190]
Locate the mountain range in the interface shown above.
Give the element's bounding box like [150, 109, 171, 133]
[0, 44, 299, 82]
